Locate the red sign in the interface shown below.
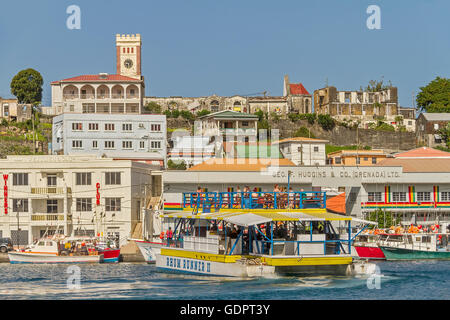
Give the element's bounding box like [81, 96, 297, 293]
[96, 183, 100, 205]
[3, 174, 8, 215]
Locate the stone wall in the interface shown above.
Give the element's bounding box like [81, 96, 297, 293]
[270, 120, 416, 151]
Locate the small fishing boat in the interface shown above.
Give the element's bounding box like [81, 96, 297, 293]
[379, 232, 450, 260]
[8, 238, 103, 264]
[153, 190, 377, 277]
[353, 233, 386, 260]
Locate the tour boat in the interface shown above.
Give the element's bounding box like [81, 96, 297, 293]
[153, 190, 377, 277]
[379, 232, 450, 260]
[8, 238, 103, 264]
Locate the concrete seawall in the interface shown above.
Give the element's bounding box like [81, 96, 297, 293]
[0, 253, 9, 263]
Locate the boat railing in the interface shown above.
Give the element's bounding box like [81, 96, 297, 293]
[182, 191, 327, 211]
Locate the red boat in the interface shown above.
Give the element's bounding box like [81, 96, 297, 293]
[100, 248, 121, 263]
[353, 233, 386, 260]
[354, 245, 385, 259]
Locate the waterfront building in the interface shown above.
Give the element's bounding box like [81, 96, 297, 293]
[0, 97, 32, 122]
[162, 148, 450, 231]
[0, 155, 162, 247]
[49, 34, 144, 116]
[51, 113, 167, 167]
[416, 113, 450, 148]
[273, 137, 328, 166]
[327, 149, 388, 166]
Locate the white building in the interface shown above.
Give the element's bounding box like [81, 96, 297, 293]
[273, 137, 328, 166]
[168, 136, 219, 167]
[50, 34, 145, 116]
[195, 110, 259, 139]
[0, 155, 162, 247]
[52, 113, 167, 167]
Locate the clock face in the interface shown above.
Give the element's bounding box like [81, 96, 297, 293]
[124, 59, 133, 69]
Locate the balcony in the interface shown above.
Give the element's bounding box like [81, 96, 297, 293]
[63, 94, 79, 100]
[30, 213, 72, 225]
[31, 187, 72, 195]
[80, 94, 95, 99]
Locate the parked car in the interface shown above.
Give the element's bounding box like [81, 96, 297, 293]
[0, 238, 13, 253]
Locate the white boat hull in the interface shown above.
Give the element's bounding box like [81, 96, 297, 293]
[135, 240, 165, 263]
[8, 252, 102, 264]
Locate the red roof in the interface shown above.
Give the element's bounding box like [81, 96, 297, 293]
[394, 147, 450, 159]
[51, 74, 141, 84]
[289, 83, 310, 95]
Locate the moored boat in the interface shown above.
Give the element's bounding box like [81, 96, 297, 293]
[8, 238, 103, 264]
[134, 239, 165, 263]
[379, 232, 450, 260]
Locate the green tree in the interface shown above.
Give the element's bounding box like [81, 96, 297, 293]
[368, 209, 399, 228]
[10, 68, 43, 105]
[437, 123, 450, 148]
[317, 114, 335, 130]
[416, 77, 450, 113]
[305, 113, 316, 125]
[171, 110, 180, 118]
[196, 109, 210, 118]
[167, 159, 187, 170]
[144, 102, 162, 114]
[180, 110, 194, 120]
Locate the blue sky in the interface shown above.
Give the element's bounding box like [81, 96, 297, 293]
[0, 0, 449, 108]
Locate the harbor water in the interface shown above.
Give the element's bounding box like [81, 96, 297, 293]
[0, 260, 449, 300]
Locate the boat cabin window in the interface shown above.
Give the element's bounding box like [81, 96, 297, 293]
[38, 241, 45, 246]
[46, 242, 54, 246]
[422, 236, 431, 243]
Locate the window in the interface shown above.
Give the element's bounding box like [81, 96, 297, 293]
[47, 200, 58, 213]
[372, 157, 377, 164]
[392, 192, 407, 202]
[13, 199, 28, 212]
[151, 124, 161, 132]
[417, 192, 431, 202]
[441, 192, 450, 201]
[104, 141, 115, 149]
[138, 123, 145, 129]
[88, 123, 99, 131]
[47, 174, 57, 187]
[356, 157, 360, 165]
[70, 105, 75, 112]
[105, 172, 121, 185]
[297, 146, 303, 153]
[151, 141, 161, 149]
[92, 141, 98, 149]
[76, 172, 91, 185]
[434, 123, 439, 130]
[13, 173, 28, 186]
[105, 123, 115, 131]
[242, 121, 249, 126]
[368, 192, 382, 202]
[72, 140, 83, 149]
[363, 157, 368, 161]
[105, 198, 121, 211]
[335, 157, 341, 164]
[72, 123, 82, 131]
[122, 123, 132, 131]
[139, 141, 145, 149]
[314, 146, 319, 152]
[76, 198, 92, 212]
[408, 121, 412, 126]
[122, 141, 133, 149]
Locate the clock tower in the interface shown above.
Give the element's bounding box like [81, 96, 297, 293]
[116, 34, 142, 80]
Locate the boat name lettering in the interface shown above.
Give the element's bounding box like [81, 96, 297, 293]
[166, 257, 211, 273]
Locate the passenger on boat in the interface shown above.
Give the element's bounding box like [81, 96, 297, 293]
[234, 186, 241, 208]
[166, 227, 174, 246]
